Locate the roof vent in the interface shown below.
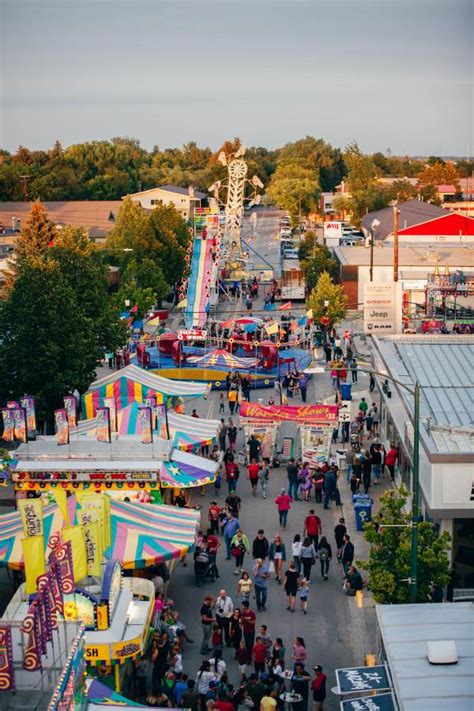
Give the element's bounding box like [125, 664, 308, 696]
[108, 211, 115, 221]
[427, 640, 458, 665]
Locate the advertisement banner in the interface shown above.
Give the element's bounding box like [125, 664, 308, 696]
[19, 498, 43, 537]
[363, 282, 402, 334]
[63, 396, 77, 428]
[21, 535, 46, 594]
[20, 396, 36, 434]
[240, 402, 339, 424]
[54, 409, 69, 446]
[0, 625, 15, 691]
[20, 605, 41, 671]
[323, 221, 342, 245]
[138, 406, 153, 444]
[96, 407, 111, 443]
[54, 540, 75, 595]
[13, 408, 27, 443]
[52, 489, 69, 526]
[103, 397, 117, 432]
[61, 526, 87, 582]
[83, 521, 102, 577]
[1, 409, 15, 442]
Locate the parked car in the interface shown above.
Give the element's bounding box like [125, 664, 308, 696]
[341, 238, 364, 247]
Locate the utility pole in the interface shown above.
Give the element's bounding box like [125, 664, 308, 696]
[392, 202, 399, 282]
[409, 381, 420, 603]
[20, 175, 32, 202]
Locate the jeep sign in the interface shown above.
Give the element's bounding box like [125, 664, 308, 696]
[363, 282, 402, 334]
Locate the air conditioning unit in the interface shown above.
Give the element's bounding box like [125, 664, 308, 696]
[427, 640, 458, 665]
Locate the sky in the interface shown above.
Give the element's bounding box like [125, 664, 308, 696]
[1, 0, 473, 156]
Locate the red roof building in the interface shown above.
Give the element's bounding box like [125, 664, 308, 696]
[398, 211, 474, 240]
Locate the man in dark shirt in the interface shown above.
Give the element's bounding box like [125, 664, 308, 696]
[200, 595, 214, 654]
[181, 680, 200, 711]
[344, 565, 363, 595]
[340, 534, 355, 574]
[247, 435, 261, 462]
[287, 458, 299, 500]
[241, 600, 257, 651]
[291, 663, 311, 711]
[334, 518, 347, 560]
[252, 529, 270, 559]
[225, 493, 241, 517]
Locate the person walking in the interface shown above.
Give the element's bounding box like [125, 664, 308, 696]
[200, 595, 215, 655]
[311, 666, 327, 711]
[195, 661, 217, 711]
[219, 420, 228, 452]
[298, 462, 312, 502]
[334, 518, 347, 561]
[362, 450, 372, 494]
[247, 434, 261, 462]
[298, 578, 309, 614]
[385, 443, 398, 481]
[292, 533, 302, 575]
[248, 459, 260, 497]
[252, 530, 270, 560]
[322, 467, 341, 509]
[369, 403, 379, 437]
[222, 513, 240, 560]
[224, 458, 240, 494]
[298, 372, 308, 403]
[237, 572, 253, 605]
[208, 501, 221, 535]
[350, 358, 358, 383]
[240, 600, 257, 650]
[370, 444, 382, 484]
[227, 419, 237, 451]
[252, 558, 270, 611]
[258, 463, 269, 499]
[286, 458, 299, 500]
[230, 529, 250, 575]
[283, 561, 299, 612]
[359, 397, 368, 416]
[228, 388, 238, 415]
[317, 537, 332, 581]
[228, 608, 243, 652]
[269, 534, 286, 583]
[274, 489, 293, 528]
[300, 537, 317, 582]
[340, 534, 354, 575]
[304, 510, 322, 550]
[213, 590, 234, 647]
[291, 637, 308, 669]
[312, 470, 325, 503]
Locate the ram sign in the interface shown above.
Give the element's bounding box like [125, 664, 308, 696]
[363, 282, 402, 334]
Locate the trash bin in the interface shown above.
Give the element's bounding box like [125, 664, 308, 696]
[352, 493, 371, 504]
[314, 331, 323, 347]
[354, 500, 372, 531]
[340, 383, 352, 401]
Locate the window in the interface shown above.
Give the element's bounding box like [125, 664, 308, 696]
[181, 198, 186, 203]
[151, 199, 158, 205]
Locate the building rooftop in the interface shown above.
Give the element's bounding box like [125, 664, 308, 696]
[362, 199, 447, 240]
[376, 602, 474, 711]
[334, 244, 474, 268]
[128, 185, 207, 200]
[0, 201, 122, 239]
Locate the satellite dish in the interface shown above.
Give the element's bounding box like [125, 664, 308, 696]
[235, 145, 246, 158]
[252, 175, 264, 189]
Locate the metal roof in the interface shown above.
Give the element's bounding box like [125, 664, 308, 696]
[361, 199, 447, 240]
[376, 602, 474, 711]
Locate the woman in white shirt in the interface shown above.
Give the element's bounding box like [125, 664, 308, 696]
[208, 655, 226, 680]
[292, 533, 302, 575]
[195, 660, 216, 705]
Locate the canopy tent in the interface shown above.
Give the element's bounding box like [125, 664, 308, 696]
[160, 449, 219, 489]
[0, 498, 200, 571]
[82, 364, 210, 418]
[234, 317, 264, 326]
[187, 349, 258, 370]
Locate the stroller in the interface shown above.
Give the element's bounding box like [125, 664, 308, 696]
[194, 549, 218, 587]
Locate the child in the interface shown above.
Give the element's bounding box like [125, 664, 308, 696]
[237, 571, 253, 603]
[298, 578, 309, 615]
[236, 639, 250, 680]
[211, 623, 223, 658]
[219, 392, 225, 414]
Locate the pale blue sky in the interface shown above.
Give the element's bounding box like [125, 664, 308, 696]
[1, 0, 472, 155]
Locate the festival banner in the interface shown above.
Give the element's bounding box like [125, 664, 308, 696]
[138, 406, 153, 444]
[49, 557, 65, 615]
[20, 604, 41, 671]
[6, 401, 19, 409]
[1, 409, 15, 443]
[265, 322, 279, 335]
[239, 401, 339, 424]
[54, 409, 69, 446]
[18, 498, 43, 537]
[13, 407, 27, 442]
[61, 526, 87, 582]
[96, 407, 111, 443]
[20, 396, 37, 434]
[21, 536, 46, 594]
[63, 396, 77, 428]
[104, 397, 117, 432]
[54, 540, 75, 595]
[83, 521, 102, 576]
[0, 625, 15, 691]
[79, 494, 110, 552]
[52, 489, 69, 526]
[37, 571, 59, 631]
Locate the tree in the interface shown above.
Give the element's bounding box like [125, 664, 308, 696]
[306, 271, 347, 325]
[385, 179, 418, 203]
[359, 486, 451, 604]
[106, 195, 154, 253]
[149, 203, 190, 284]
[331, 194, 352, 220]
[343, 142, 378, 193]
[417, 161, 461, 191]
[300, 246, 339, 292]
[266, 163, 319, 224]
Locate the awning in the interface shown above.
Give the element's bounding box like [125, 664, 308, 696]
[160, 449, 219, 489]
[187, 349, 257, 369]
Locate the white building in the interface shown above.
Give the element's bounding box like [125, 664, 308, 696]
[127, 184, 207, 220]
[371, 334, 474, 598]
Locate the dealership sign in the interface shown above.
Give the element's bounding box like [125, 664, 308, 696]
[363, 282, 402, 334]
[324, 221, 342, 244]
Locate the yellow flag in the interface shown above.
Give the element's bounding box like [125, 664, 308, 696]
[265, 322, 279, 335]
[18, 499, 43, 537]
[306, 309, 313, 319]
[61, 526, 87, 582]
[21, 536, 45, 594]
[80, 493, 111, 554]
[83, 522, 102, 577]
[52, 489, 69, 525]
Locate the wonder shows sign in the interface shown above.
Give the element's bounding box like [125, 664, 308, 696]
[363, 282, 402, 334]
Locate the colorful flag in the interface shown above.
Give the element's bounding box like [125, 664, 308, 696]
[49, 558, 64, 616]
[0, 625, 15, 690]
[298, 316, 308, 326]
[54, 540, 75, 595]
[290, 319, 299, 332]
[61, 526, 87, 582]
[138, 406, 153, 444]
[13, 408, 27, 443]
[265, 322, 279, 335]
[63, 395, 77, 428]
[20, 604, 41, 671]
[6, 401, 19, 409]
[21, 536, 46, 594]
[51, 489, 69, 526]
[104, 397, 117, 432]
[18, 499, 43, 537]
[1, 409, 15, 443]
[20, 396, 36, 433]
[96, 407, 111, 443]
[54, 409, 69, 446]
[79, 495, 109, 554]
[278, 301, 292, 310]
[305, 308, 313, 319]
[83, 521, 102, 576]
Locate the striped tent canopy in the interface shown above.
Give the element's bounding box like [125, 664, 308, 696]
[187, 349, 257, 370]
[0, 498, 200, 571]
[160, 449, 218, 489]
[82, 364, 210, 418]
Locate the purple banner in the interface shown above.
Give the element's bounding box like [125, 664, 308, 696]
[0, 625, 15, 691]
